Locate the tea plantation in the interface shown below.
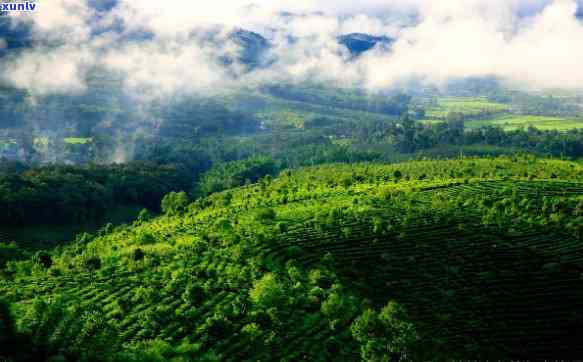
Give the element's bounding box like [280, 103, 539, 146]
[2, 156, 583, 361]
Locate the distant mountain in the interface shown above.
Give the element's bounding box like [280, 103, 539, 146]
[0, 18, 33, 57]
[226, 29, 270, 67]
[225, 29, 394, 67]
[338, 33, 394, 56]
[87, 0, 118, 12]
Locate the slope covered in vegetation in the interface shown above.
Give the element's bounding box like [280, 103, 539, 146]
[2, 156, 583, 361]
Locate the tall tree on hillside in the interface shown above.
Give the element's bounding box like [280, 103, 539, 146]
[351, 301, 419, 361]
[396, 112, 417, 153]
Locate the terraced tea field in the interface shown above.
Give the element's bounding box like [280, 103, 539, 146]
[2, 157, 583, 360]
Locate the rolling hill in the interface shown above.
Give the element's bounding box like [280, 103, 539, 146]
[2, 156, 583, 360]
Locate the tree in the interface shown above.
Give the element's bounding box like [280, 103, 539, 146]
[182, 283, 206, 307]
[33, 251, 52, 269]
[84, 256, 101, 271]
[351, 301, 418, 361]
[136, 208, 152, 223]
[250, 273, 284, 308]
[200, 313, 233, 343]
[161, 191, 189, 216]
[0, 299, 18, 359]
[254, 208, 276, 223]
[321, 291, 358, 330]
[132, 248, 145, 262]
[241, 322, 261, 343]
[378, 301, 418, 356]
[396, 113, 417, 153]
[17, 295, 120, 360]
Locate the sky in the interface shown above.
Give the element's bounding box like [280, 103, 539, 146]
[2, 0, 583, 97]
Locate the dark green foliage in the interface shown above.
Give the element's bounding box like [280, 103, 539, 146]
[203, 313, 233, 342]
[0, 242, 27, 269]
[0, 299, 15, 349]
[0, 299, 33, 361]
[11, 295, 121, 361]
[0, 162, 196, 226]
[351, 302, 418, 361]
[276, 222, 289, 234]
[196, 156, 278, 196]
[84, 256, 101, 271]
[156, 99, 259, 139]
[254, 208, 276, 223]
[132, 248, 145, 262]
[136, 209, 152, 223]
[33, 251, 52, 269]
[265, 84, 411, 116]
[137, 232, 156, 245]
[182, 283, 206, 307]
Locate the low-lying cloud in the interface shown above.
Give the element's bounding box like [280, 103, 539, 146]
[2, 0, 583, 97]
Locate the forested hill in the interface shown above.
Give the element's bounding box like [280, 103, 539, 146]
[1, 156, 583, 360]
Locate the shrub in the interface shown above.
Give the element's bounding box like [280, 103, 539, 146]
[161, 191, 189, 216]
[351, 301, 419, 361]
[0, 299, 15, 347]
[182, 283, 206, 307]
[241, 323, 261, 341]
[137, 232, 156, 245]
[132, 248, 145, 262]
[250, 274, 284, 308]
[254, 208, 276, 223]
[84, 256, 101, 271]
[33, 251, 52, 269]
[201, 313, 233, 342]
[277, 222, 289, 234]
[136, 209, 152, 223]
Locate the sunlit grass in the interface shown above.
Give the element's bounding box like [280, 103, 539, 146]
[421, 113, 583, 131]
[64, 137, 92, 145]
[426, 97, 510, 119]
[0, 139, 17, 150]
[465, 115, 583, 131]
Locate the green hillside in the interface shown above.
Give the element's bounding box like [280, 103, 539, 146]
[2, 157, 583, 360]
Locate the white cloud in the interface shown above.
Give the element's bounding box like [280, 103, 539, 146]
[358, 0, 583, 90]
[2, 0, 583, 96]
[10, 0, 94, 43]
[2, 46, 92, 94]
[101, 41, 229, 98]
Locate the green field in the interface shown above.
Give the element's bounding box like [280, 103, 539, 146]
[421, 113, 583, 131]
[465, 114, 583, 131]
[425, 97, 510, 119]
[64, 137, 92, 145]
[2, 157, 583, 360]
[0, 139, 17, 151]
